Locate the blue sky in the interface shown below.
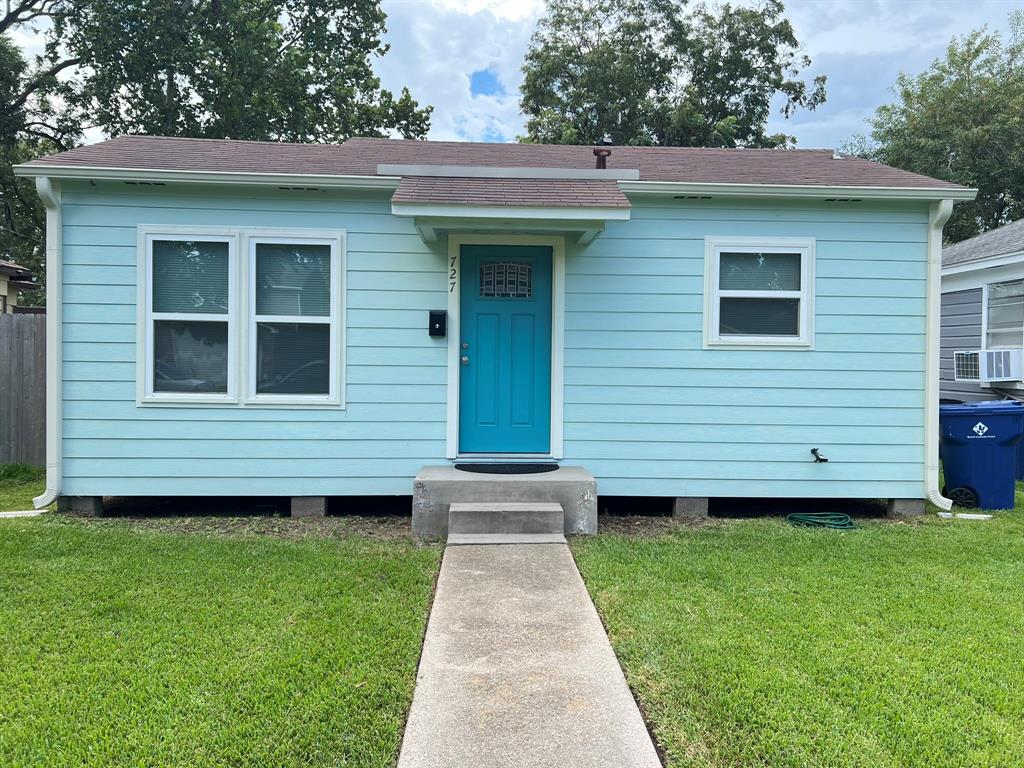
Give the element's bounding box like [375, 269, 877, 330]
[377, 0, 1021, 148]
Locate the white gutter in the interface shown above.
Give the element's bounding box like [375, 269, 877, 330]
[34, 177, 62, 509]
[13, 163, 400, 191]
[927, 199, 955, 512]
[618, 179, 977, 202]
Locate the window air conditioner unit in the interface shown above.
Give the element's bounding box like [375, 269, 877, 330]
[980, 348, 1024, 383]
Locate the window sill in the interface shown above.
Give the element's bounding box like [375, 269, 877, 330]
[243, 395, 343, 408]
[705, 337, 813, 350]
[139, 394, 239, 407]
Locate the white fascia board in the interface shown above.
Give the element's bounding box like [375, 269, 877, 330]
[411, 216, 609, 237]
[942, 260, 1024, 293]
[378, 164, 640, 181]
[13, 163, 400, 190]
[941, 250, 1024, 277]
[392, 202, 631, 221]
[618, 180, 978, 202]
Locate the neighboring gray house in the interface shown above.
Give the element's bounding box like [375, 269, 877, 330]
[941, 219, 1024, 401]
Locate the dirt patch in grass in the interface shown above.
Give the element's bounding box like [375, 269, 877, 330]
[54, 496, 425, 542]
[593, 514, 717, 537]
[65, 513, 419, 542]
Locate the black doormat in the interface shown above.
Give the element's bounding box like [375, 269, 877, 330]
[454, 463, 560, 474]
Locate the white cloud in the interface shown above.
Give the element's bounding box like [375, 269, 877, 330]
[378, 0, 541, 141]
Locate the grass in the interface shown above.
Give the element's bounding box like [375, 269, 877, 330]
[0, 515, 441, 767]
[573, 502, 1024, 767]
[0, 464, 45, 511]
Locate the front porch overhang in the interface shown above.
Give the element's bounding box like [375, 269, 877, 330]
[391, 203, 631, 245]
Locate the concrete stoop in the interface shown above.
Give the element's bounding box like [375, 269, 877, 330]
[447, 502, 567, 545]
[412, 465, 597, 538]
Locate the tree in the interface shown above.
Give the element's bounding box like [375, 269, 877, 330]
[54, 0, 431, 142]
[0, 0, 431, 304]
[849, 12, 1024, 243]
[519, 0, 826, 147]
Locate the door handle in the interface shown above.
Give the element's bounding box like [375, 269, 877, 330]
[461, 355, 470, 366]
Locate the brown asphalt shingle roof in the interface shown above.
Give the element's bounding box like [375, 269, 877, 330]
[22, 134, 970, 191]
[392, 176, 630, 208]
[0, 259, 34, 279]
[943, 218, 1024, 267]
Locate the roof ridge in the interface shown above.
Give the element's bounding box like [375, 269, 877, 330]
[116, 133, 349, 149]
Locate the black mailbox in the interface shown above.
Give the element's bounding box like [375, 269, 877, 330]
[429, 310, 447, 337]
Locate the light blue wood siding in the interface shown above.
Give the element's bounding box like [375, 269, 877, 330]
[563, 197, 928, 498]
[60, 183, 928, 499]
[61, 181, 447, 496]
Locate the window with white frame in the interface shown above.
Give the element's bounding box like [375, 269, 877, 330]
[139, 227, 344, 406]
[985, 279, 1024, 349]
[142, 232, 237, 401]
[249, 235, 342, 403]
[705, 238, 814, 347]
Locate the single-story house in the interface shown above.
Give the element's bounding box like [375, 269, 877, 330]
[941, 219, 1024, 402]
[0, 258, 38, 314]
[15, 136, 974, 530]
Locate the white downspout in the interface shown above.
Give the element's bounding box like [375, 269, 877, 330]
[33, 177, 62, 509]
[926, 199, 954, 511]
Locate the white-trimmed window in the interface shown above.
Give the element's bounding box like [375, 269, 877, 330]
[705, 237, 814, 347]
[140, 229, 238, 403]
[247, 233, 343, 405]
[984, 279, 1024, 349]
[138, 226, 345, 407]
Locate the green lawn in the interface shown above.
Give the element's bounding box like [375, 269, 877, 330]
[574, 506, 1024, 767]
[0, 516, 441, 767]
[0, 464, 45, 511]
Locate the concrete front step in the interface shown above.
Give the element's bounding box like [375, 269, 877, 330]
[448, 501, 564, 535]
[412, 465, 598, 537]
[447, 533, 567, 546]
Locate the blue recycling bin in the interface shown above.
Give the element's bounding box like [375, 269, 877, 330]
[939, 401, 1024, 509]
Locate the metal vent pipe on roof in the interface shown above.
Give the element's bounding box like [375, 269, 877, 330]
[593, 146, 612, 169]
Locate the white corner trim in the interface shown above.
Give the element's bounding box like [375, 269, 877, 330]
[618, 179, 978, 202]
[702, 236, 815, 349]
[13, 163, 400, 191]
[927, 200, 955, 511]
[378, 163, 640, 181]
[445, 234, 565, 460]
[392, 202, 631, 222]
[34, 177, 61, 509]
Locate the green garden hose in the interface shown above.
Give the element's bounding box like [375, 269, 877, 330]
[785, 512, 857, 530]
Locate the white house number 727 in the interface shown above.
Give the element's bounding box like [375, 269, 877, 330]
[449, 256, 457, 293]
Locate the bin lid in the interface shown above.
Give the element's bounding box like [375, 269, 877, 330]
[940, 400, 1024, 415]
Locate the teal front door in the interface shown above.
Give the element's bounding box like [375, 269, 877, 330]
[459, 244, 552, 454]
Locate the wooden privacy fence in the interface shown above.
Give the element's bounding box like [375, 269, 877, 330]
[0, 313, 46, 466]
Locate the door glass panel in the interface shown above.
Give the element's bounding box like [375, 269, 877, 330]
[480, 262, 532, 298]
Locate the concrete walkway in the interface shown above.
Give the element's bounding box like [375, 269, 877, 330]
[397, 543, 662, 768]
